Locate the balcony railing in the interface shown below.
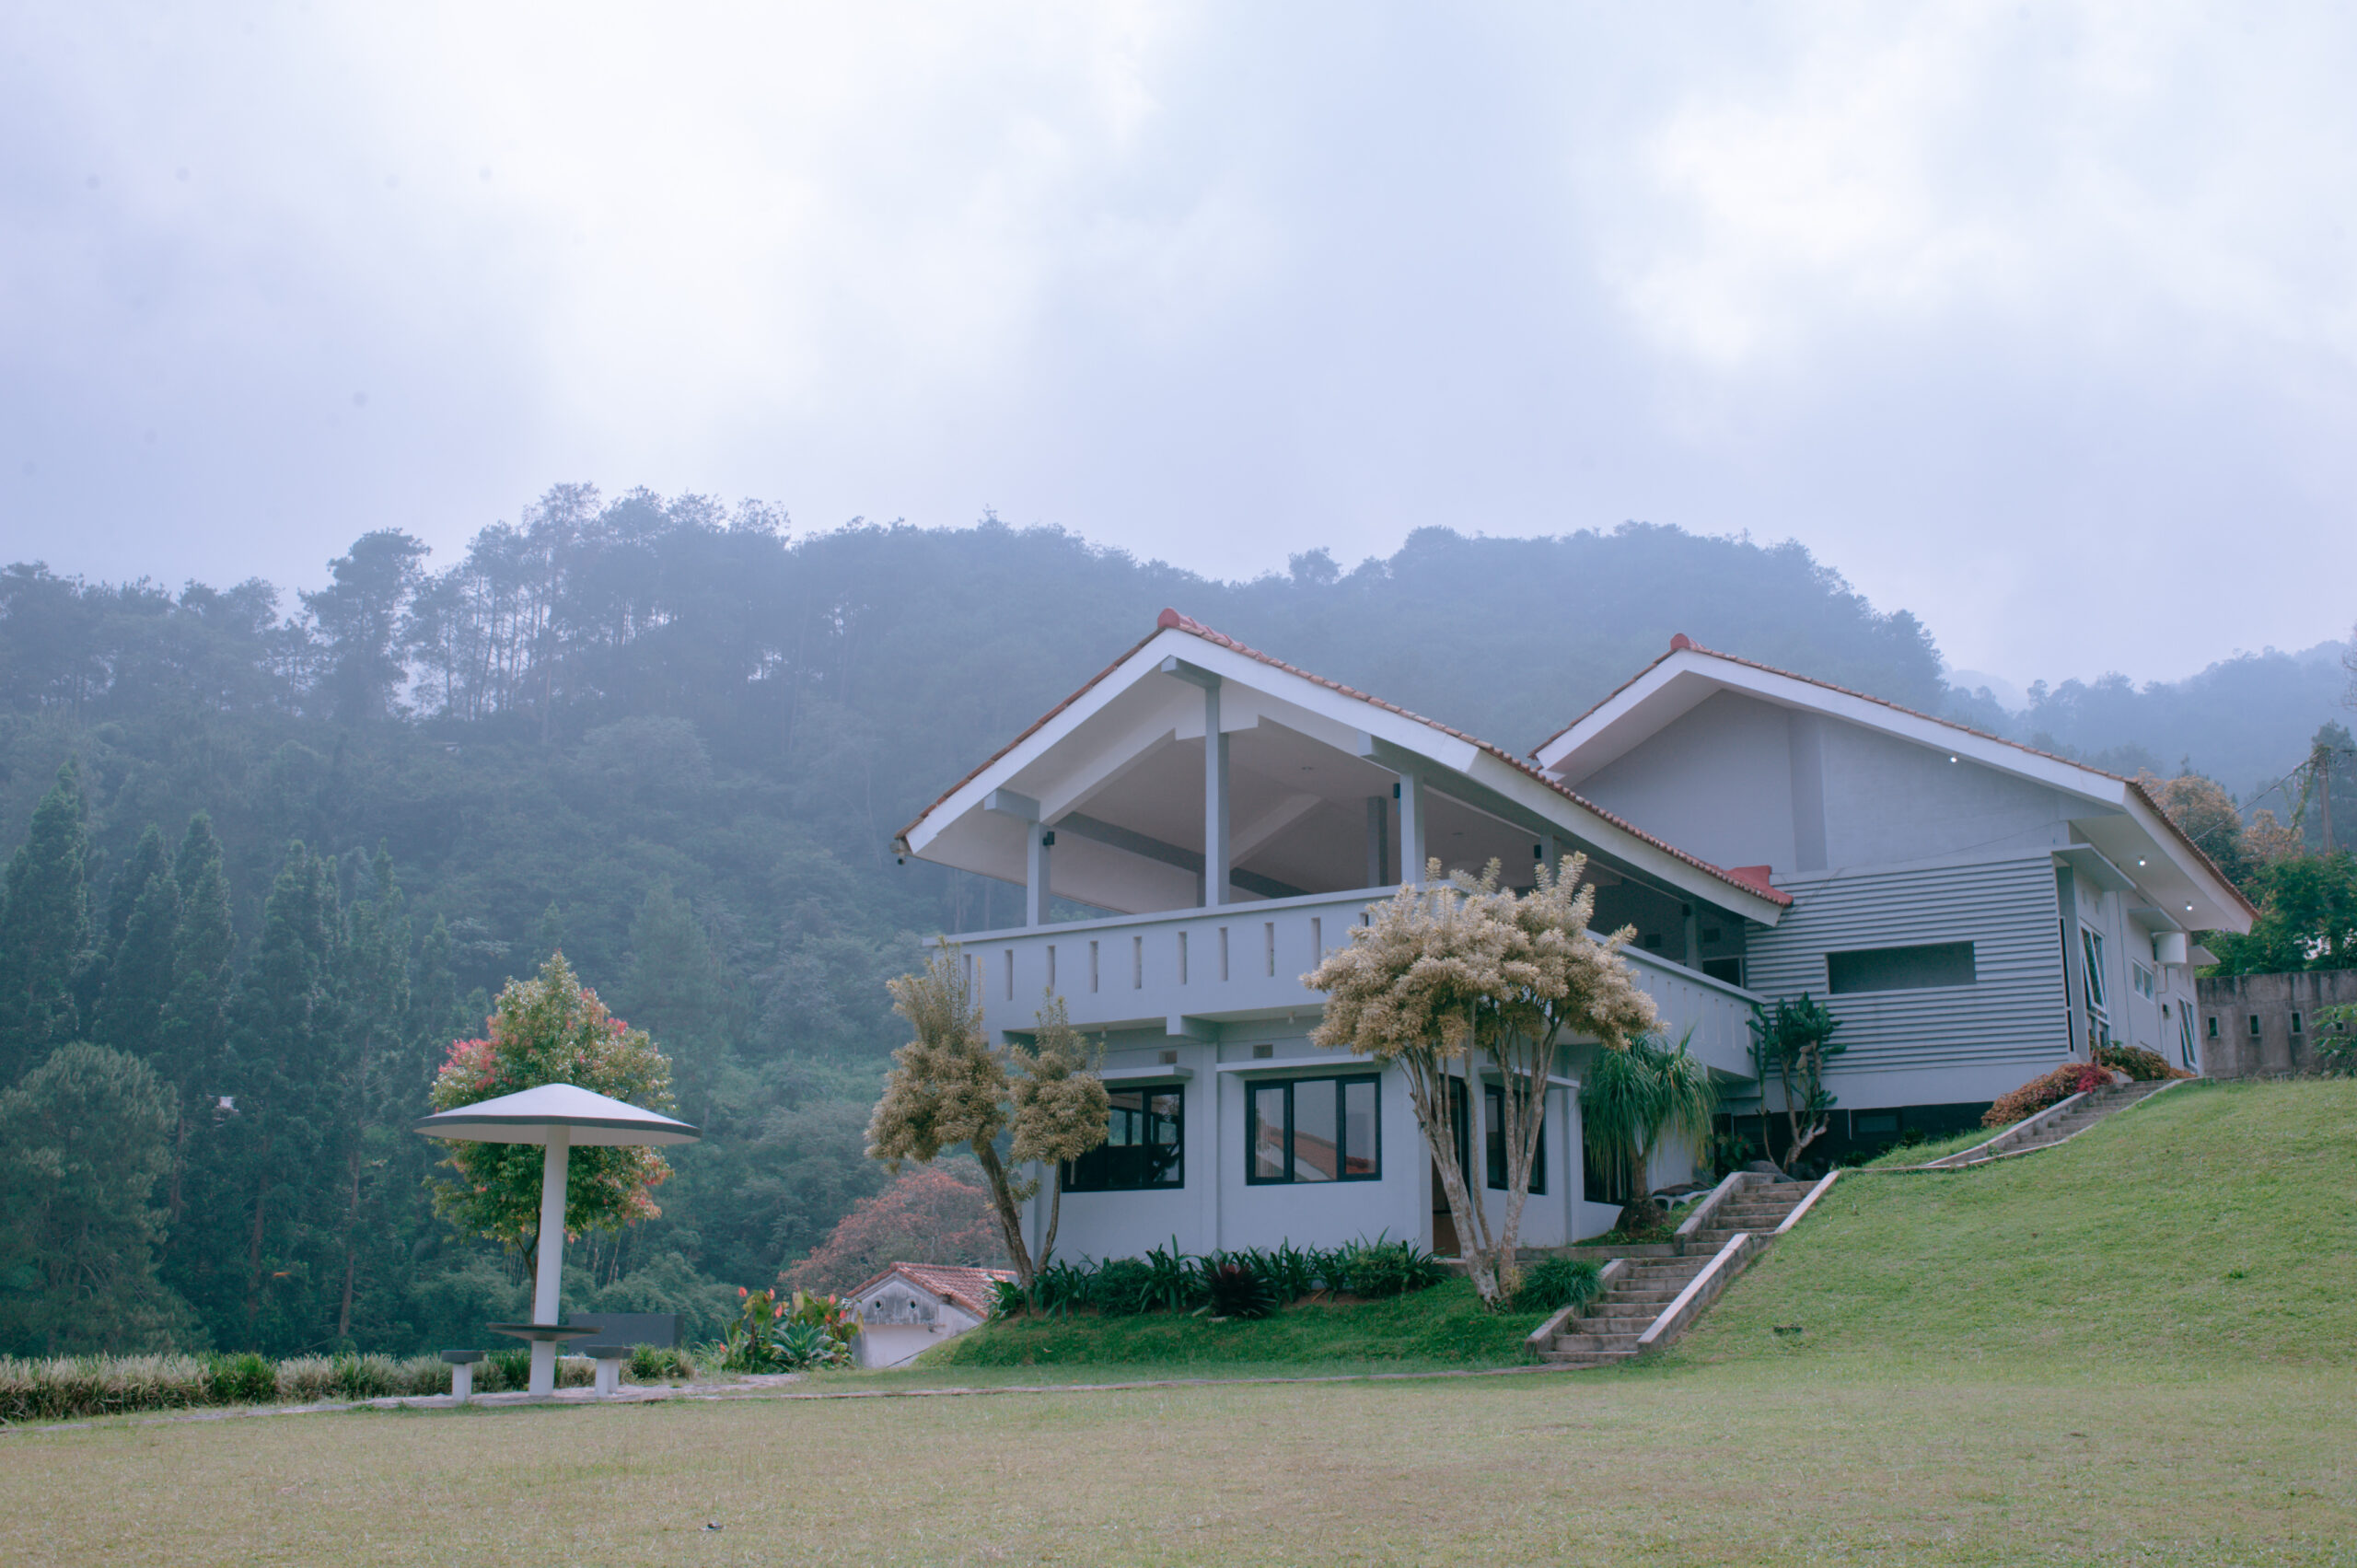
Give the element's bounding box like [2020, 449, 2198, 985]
[949, 885, 1759, 1078]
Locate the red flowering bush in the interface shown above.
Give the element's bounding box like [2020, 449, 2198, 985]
[424, 953, 677, 1249]
[1981, 1062, 2118, 1128]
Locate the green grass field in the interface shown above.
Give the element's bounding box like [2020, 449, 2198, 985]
[4, 1079, 2352, 1566]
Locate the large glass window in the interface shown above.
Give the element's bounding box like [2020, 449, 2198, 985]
[2081, 928, 2108, 1016]
[1063, 1083, 1184, 1191]
[1248, 1076, 1379, 1184]
[1483, 1081, 1547, 1195]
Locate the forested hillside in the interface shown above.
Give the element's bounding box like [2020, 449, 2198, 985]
[0, 488, 2346, 1358]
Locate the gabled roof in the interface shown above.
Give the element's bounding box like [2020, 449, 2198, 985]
[849, 1262, 1017, 1318]
[895, 609, 1791, 915]
[1531, 635, 2256, 927]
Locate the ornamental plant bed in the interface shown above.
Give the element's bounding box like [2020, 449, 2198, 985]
[927, 1278, 1550, 1370]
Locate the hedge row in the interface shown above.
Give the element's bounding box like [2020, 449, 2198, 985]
[0, 1344, 698, 1424]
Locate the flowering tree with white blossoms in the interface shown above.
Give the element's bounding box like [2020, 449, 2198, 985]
[1306, 855, 1660, 1307]
[866, 943, 1109, 1288]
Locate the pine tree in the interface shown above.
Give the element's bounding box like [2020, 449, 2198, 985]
[105, 825, 169, 954]
[75, 823, 173, 1029]
[0, 761, 92, 1079]
[330, 846, 411, 1342]
[216, 842, 344, 1349]
[93, 855, 180, 1060]
[157, 814, 237, 1231]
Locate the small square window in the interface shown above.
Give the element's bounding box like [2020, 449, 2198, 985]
[2248, 1016, 2263, 1039]
[2290, 1012, 2304, 1035]
[2207, 1016, 2219, 1039]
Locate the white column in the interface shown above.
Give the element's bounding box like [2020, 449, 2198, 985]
[1365, 796, 1389, 887]
[1025, 822, 1051, 928]
[1397, 772, 1426, 885]
[1203, 679, 1230, 907]
[529, 1127, 570, 1397]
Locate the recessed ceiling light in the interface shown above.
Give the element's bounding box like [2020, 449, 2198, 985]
[1948, 755, 1958, 763]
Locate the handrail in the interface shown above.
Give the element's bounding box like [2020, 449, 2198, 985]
[1921, 1088, 2091, 1169]
[1673, 1170, 1756, 1251]
[1635, 1232, 1752, 1352]
[1775, 1169, 1840, 1234]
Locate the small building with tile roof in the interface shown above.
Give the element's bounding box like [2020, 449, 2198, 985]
[845, 1263, 1017, 1368]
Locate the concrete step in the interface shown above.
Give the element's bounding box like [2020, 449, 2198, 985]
[1552, 1333, 1639, 1354]
[1586, 1302, 1665, 1321]
[1542, 1349, 1638, 1366]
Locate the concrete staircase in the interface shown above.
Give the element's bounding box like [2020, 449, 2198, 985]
[1542, 1180, 1817, 1368]
[1922, 1077, 2182, 1168]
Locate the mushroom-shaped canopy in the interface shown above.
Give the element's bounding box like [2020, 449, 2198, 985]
[412, 1083, 701, 1146]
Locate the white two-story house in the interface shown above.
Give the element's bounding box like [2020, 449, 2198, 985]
[893, 614, 2252, 1261]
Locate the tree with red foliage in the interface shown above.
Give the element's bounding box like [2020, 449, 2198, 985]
[781, 1159, 1005, 1295]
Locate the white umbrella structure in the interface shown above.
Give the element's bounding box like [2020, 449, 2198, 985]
[414, 1083, 700, 1398]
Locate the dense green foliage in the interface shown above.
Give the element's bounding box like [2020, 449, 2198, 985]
[936, 1277, 1545, 1370]
[0, 493, 2341, 1359]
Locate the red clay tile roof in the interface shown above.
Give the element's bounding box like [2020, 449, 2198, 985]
[1534, 635, 2255, 922]
[895, 609, 1791, 910]
[853, 1262, 1017, 1318]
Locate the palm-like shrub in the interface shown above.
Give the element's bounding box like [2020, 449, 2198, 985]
[1580, 1032, 1719, 1203]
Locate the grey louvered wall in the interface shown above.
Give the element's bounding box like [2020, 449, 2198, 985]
[1745, 854, 2067, 1074]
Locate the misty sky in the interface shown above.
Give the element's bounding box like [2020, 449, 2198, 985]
[5, 2, 2353, 688]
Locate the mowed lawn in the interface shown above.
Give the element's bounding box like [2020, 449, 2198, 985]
[4, 1081, 2353, 1567]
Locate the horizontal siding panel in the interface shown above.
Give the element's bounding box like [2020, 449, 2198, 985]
[1747, 855, 2066, 1075]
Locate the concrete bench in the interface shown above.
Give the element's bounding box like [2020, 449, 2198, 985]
[588, 1344, 631, 1398]
[440, 1349, 484, 1403]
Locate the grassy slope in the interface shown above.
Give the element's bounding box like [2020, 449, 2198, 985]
[916, 1279, 1550, 1373]
[1853, 1123, 1998, 1167]
[1680, 1079, 2357, 1371]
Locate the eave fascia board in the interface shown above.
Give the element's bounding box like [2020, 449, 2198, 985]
[2116, 791, 2254, 933]
[902, 627, 1482, 861]
[900, 630, 1195, 858]
[1538, 651, 2120, 802]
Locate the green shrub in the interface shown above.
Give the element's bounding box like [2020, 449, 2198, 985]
[1328, 1237, 1447, 1299]
[331, 1353, 404, 1401]
[1511, 1257, 1604, 1315]
[205, 1352, 275, 1405]
[627, 1344, 696, 1381]
[1089, 1257, 1163, 1316]
[483, 1347, 532, 1392]
[2096, 1043, 2189, 1082]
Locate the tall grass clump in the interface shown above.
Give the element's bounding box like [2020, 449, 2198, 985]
[0, 1355, 215, 1423]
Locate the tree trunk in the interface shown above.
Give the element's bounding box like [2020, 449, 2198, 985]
[336, 1138, 363, 1340]
[1038, 1168, 1063, 1272]
[245, 1158, 271, 1327]
[970, 1141, 1035, 1285]
[1409, 1068, 1499, 1306]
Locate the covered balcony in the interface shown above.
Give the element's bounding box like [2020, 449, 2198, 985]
[897, 610, 1787, 1078]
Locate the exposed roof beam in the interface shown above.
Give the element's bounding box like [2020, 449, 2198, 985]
[1055, 812, 1308, 901]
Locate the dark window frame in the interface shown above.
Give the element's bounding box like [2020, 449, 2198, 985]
[1480, 1080, 1547, 1195]
[1246, 1074, 1382, 1185]
[1827, 940, 1979, 995]
[1062, 1081, 1186, 1193]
